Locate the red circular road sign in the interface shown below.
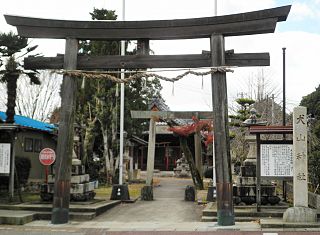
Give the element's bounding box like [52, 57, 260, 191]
[39, 148, 56, 166]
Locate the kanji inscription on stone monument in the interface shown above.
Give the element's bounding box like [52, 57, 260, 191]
[293, 106, 308, 207]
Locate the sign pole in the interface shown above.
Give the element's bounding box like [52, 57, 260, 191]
[45, 166, 48, 184]
[256, 133, 261, 212]
[39, 148, 56, 184]
[9, 135, 15, 201]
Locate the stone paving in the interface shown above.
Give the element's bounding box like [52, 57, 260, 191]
[93, 177, 203, 223]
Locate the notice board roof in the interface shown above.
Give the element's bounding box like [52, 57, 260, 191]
[249, 125, 293, 135]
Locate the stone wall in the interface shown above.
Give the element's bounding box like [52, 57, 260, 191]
[308, 192, 320, 209]
[286, 183, 320, 209]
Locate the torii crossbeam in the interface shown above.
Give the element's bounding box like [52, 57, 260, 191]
[5, 5, 291, 225]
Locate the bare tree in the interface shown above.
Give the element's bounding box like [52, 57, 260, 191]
[0, 71, 62, 121]
[0, 83, 6, 111]
[230, 68, 286, 164]
[245, 69, 279, 101]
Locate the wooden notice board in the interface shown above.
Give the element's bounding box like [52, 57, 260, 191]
[260, 143, 293, 177]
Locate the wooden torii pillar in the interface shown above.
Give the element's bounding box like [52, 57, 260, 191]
[5, 5, 290, 225]
[131, 110, 213, 199]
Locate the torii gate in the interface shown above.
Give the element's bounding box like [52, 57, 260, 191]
[131, 110, 213, 196]
[5, 5, 290, 225]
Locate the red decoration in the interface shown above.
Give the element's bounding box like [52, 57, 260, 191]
[169, 117, 213, 145]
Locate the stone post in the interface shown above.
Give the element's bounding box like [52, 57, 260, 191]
[141, 117, 156, 200]
[244, 135, 257, 165]
[129, 157, 133, 181]
[283, 106, 317, 223]
[293, 106, 308, 207]
[146, 118, 156, 186]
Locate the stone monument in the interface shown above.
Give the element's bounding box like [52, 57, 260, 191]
[283, 106, 317, 222]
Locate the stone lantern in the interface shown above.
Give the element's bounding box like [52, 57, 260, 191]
[233, 108, 280, 205]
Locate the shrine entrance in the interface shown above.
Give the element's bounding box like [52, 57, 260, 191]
[5, 5, 290, 225]
[131, 108, 213, 195]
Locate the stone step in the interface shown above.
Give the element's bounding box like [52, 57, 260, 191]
[201, 216, 260, 222]
[260, 218, 320, 228]
[236, 205, 289, 210]
[202, 209, 284, 217]
[0, 210, 36, 225]
[202, 209, 215, 217]
[0, 200, 121, 225]
[0, 204, 52, 212]
[36, 211, 96, 221]
[0, 200, 120, 215]
[94, 200, 121, 216]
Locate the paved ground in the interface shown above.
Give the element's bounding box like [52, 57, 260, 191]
[94, 177, 203, 222]
[1, 226, 320, 234]
[1, 177, 320, 233]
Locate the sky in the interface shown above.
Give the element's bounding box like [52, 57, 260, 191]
[1, 0, 320, 114]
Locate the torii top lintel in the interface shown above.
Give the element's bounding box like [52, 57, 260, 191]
[5, 5, 290, 40]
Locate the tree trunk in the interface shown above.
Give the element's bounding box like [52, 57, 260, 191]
[83, 117, 97, 165]
[5, 73, 19, 123]
[111, 102, 118, 183]
[98, 119, 114, 184]
[179, 136, 204, 190]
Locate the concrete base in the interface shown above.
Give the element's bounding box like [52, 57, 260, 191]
[184, 185, 195, 201]
[206, 186, 216, 202]
[217, 210, 235, 226]
[141, 185, 153, 201]
[51, 207, 69, 224]
[110, 184, 130, 201]
[283, 206, 317, 223]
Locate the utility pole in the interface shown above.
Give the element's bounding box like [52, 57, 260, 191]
[212, 0, 218, 188]
[119, 0, 126, 185]
[282, 47, 286, 128]
[214, 0, 218, 15]
[282, 47, 287, 201]
[110, 0, 130, 202]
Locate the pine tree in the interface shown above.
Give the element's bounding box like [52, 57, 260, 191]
[0, 32, 40, 123]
